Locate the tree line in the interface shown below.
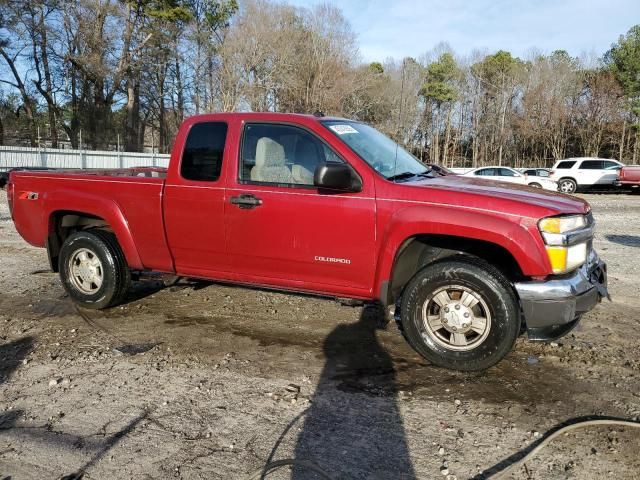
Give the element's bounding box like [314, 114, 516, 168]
[1, 0, 639, 167]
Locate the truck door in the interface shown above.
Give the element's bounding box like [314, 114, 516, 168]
[163, 121, 231, 276]
[224, 122, 376, 297]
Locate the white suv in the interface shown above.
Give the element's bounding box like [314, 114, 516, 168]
[550, 157, 623, 194]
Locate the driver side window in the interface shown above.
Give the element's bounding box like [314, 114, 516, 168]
[240, 123, 342, 186]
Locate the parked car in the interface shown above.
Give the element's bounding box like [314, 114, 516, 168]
[463, 166, 558, 191]
[615, 165, 640, 192]
[521, 168, 558, 189]
[550, 157, 623, 194]
[7, 113, 608, 371]
[521, 168, 551, 177]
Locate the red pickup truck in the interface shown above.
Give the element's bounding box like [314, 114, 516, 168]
[7, 113, 608, 371]
[616, 165, 640, 191]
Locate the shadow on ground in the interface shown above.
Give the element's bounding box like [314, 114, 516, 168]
[290, 304, 416, 479]
[605, 234, 640, 248]
[0, 410, 148, 480]
[0, 336, 148, 479]
[0, 337, 34, 444]
[59, 410, 149, 480]
[0, 337, 34, 386]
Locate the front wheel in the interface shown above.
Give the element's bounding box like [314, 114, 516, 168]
[399, 257, 520, 371]
[59, 230, 131, 309]
[528, 182, 542, 188]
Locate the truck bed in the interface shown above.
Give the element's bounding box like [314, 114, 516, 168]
[618, 165, 640, 185]
[8, 168, 173, 272]
[13, 166, 168, 178]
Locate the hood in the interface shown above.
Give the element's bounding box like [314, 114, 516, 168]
[398, 175, 590, 217]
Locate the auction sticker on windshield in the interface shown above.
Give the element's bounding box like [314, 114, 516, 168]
[329, 124, 358, 135]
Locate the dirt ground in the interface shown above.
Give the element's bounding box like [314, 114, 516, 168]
[1, 191, 639, 480]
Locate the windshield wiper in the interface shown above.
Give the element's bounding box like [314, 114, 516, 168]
[387, 171, 416, 182]
[387, 169, 433, 182]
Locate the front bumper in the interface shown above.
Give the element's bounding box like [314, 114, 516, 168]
[515, 250, 608, 332]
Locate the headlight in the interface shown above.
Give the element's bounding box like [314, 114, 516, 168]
[539, 215, 591, 274]
[539, 215, 586, 234]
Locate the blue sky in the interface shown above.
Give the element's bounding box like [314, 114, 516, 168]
[287, 0, 640, 62]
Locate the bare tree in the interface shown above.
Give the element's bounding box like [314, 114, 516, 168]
[0, 0, 637, 164]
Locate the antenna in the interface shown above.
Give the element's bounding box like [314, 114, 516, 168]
[393, 58, 406, 181]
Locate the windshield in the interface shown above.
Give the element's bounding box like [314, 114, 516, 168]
[322, 120, 429, 180]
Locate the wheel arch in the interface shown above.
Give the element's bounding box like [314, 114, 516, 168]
[45, 193, 143, 272]
[382, 234, 525, 306]
[374, 206, 550, 306]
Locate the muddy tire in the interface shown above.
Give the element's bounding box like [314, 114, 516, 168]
[558, 178, 577, 194]
[59, 230, 131, 309]
[399, 257, 520, 371]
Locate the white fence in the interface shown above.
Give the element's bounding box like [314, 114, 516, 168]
[0, 145, 170, 171]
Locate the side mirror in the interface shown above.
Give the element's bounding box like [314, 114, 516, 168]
[314, 162, 362, 192]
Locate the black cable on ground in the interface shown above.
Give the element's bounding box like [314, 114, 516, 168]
[246, 417, 640, 479]
[491, 418, 640, 479]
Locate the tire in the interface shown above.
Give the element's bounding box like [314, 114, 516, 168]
[558, 178, 577, 194]
[528, 182, 542, 188]
[399, 256, 520, 371]
[59, 229, 131, 309]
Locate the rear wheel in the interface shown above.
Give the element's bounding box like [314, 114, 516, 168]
[59, 230, 130, 309]
[528, 182, 542, 188]
[399, 257, 520, 371]
[558, 178, 577, 194]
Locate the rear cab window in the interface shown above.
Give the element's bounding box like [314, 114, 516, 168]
[181, 122, 228, 181]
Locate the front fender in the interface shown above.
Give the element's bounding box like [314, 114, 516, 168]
[44, 189, 144, 270]
[373, 205, 550, 299]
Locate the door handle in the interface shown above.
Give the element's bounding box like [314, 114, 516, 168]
[230, 194, 262, 209]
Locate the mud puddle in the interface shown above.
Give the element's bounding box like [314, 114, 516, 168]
[164, 313, 323, 349]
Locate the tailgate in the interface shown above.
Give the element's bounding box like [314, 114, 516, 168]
[8, 172, 48, 247]
[621, 166, 640, 182]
